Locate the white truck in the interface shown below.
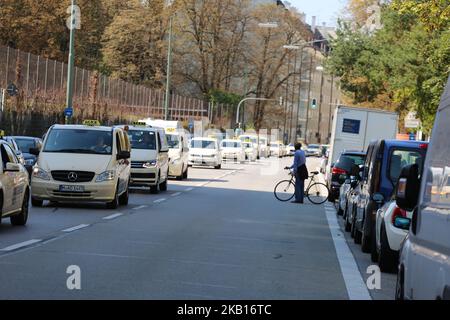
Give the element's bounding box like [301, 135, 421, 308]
[326, 106, 399, 176]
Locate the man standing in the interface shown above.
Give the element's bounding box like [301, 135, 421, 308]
[287, 142, 307, 204]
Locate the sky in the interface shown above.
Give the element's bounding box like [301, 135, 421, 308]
[286, 0, 348, 27]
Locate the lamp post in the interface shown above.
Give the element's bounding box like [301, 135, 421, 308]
[164, 0, 174, 121]
[235, 97, 282, 129]
[316, 65, 324, 144]
[65, 0, 77, 124]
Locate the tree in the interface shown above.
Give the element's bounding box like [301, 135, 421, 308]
[102, 0, 167, 87]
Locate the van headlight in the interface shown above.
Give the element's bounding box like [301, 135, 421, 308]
[32, 167, 50, 181]
[96, 171, 115, 182]
[143, 160, 157, 168]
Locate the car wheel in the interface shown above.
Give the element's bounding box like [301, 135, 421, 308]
[176, 166, 184, 181]
[159, 178, 168, 192]
[106, 186, 120, 209]
[353, 211, 362, 244]
[182, 166, 188, 179]
[11, 189, 29, 226]
[395, 266, 405, 300]
[31, 197, 43, 207]
[379, 223, 398, 273]
[214, 164, 221, 169]
[361, 216, 372, 253]
[118, 182, 129, 206]
[337, 201, 344, 216]
[345, 205, 352, 232]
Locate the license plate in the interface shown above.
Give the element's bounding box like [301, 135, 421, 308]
[59, 185, 85, 193]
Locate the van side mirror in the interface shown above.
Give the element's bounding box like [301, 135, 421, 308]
[5, 162, 21, 172]
[29, 147, 40, 156]
[396, 164, 420, 212]
[394, 216, 411, 230]
[117, 150, 131, 160]
[372, 193, 384, 205]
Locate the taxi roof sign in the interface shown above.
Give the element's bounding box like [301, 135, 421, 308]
[83, 120, 101, 126]
[132, 121, 147, 127]
[0, 130, 5, 137]
[165, 127, 177, 133]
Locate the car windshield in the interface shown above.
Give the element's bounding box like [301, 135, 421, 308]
[166, 134, 180, 149]
[389, 149, 425, 184]
[270, 143, 279, 147]
[128, 130, 157, 150]
[43, 129, 113, 155]
[191, 139, 216, 149]
[222, 141, 241, 148]
[14, 138, 36, 153]
[308, 144, 320, 149]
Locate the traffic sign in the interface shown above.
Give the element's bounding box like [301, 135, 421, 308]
[405, 111, 421, 128]
[64, 107, 73, 117]
[409, 133, 416, 141]
[7, 83, 18, 97]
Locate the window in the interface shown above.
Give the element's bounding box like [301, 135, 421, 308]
[14, 138, 36, 153]
[43, 129, 113, 155]
[190, 140, 217, 149]
[128, 130, 156, 150]
[166, 134, 180, 149]
[1, 144, 17, 168]
[389, 149, 424, 184]
[222, 141, 241, 148]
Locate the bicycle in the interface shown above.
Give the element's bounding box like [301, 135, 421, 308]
[274, 168, 330, 204]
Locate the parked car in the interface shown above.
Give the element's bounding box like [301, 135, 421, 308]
[395, 76, 450, 300]
[338, 164, 362, 218]
[305, 144, 321, 157]
[327, 150, 366, 201]
[353, 139, 428, 261]
[11, 136, 43, 175]
[221, 139, 245, 163]
[286, 143, 296, 156]
[243, 141, 257, 162]
[269, 142, 285, 158]
[375, 200, 413, 272]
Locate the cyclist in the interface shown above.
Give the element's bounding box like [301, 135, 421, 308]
[285, 142, 307, 204]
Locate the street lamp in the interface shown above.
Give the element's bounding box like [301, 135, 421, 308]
[164, 0, 174, 121]
[235, 97, 282, 129]
[65, 0, 77, 124]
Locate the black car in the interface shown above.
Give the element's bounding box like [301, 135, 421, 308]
[11, 136, 43, 175]
[327, 150, 366, 201]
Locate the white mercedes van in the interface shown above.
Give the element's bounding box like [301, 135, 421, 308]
[395, 76, 450, 300]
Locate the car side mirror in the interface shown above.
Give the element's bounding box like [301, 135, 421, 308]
[29, 147, 40, 156]
[5, 162, 20, 172]
[372, 193, 384, 205]
[394, 216, 411, 230]
[117, 150, 130, 160]
[344, 179, 351, 184]
[338, 174, 348, 184]
[396, 164, 420, 212]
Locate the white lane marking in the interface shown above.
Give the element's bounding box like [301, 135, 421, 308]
[153, 198, 167, 203]
[325, 209, 372, 300]
[185, 187, 193, 192]
[62, 224, 90, 233]
[103, 213, 123, 220]
[0, 239, 42, 251]
[133, 205, 147, 210]
[171, 192, 181, 197]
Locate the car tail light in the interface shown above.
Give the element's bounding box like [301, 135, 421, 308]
[392, 206, 407, 225]
[332, 167, 347, 175]
[419, 143, 428, 149]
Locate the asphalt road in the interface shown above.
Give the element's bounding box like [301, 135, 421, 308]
[0, 157, 396, 299]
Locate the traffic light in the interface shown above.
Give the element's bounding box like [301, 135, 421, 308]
[311, 98, 317, 109]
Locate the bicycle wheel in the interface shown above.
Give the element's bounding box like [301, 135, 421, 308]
[306, 182, 329, 205]
[274, 180, 296, 202]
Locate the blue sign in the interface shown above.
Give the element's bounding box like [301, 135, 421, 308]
[409, 133, 416, 141]
[64, 107, 73, 117]
[342, 119, 361, 134]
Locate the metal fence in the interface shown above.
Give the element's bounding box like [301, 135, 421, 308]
[0, 45, 209, 123]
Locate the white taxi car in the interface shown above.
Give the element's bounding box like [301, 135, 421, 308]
[221, 139, 245, 163]
[243, 141, 257, 162]
[123, 123, 169, 193]
[30, 121, 131, 209]
[165, 127, 189, 180]
[188, 137, 222, 169]
[270, 141, 285, 158]
[0, 138, 30, 226]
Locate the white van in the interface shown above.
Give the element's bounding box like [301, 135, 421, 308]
[188, 137, 222, 169]
[395, 76, 450, 300]
[122, 123, 169, 194]
[31, 121, 131, 209]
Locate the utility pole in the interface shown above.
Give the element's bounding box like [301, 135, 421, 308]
[294, 47, 305, 143]
[65, 0, 77, 124]
[317, 66, 325, 144]
[283, 54, 292, 145]
[304, 49, 316, 144]
[287, 50, 298, 143]
[327, 75, 334, 143]
[164, 1, 174, 121]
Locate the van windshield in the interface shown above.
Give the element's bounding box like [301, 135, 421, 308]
[389, 149, 425, 184]
[43, 129, 113, 155]
[191, 140, 216, 149]
[128, 130, 157, 150]
[222, 141, 241, 148]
